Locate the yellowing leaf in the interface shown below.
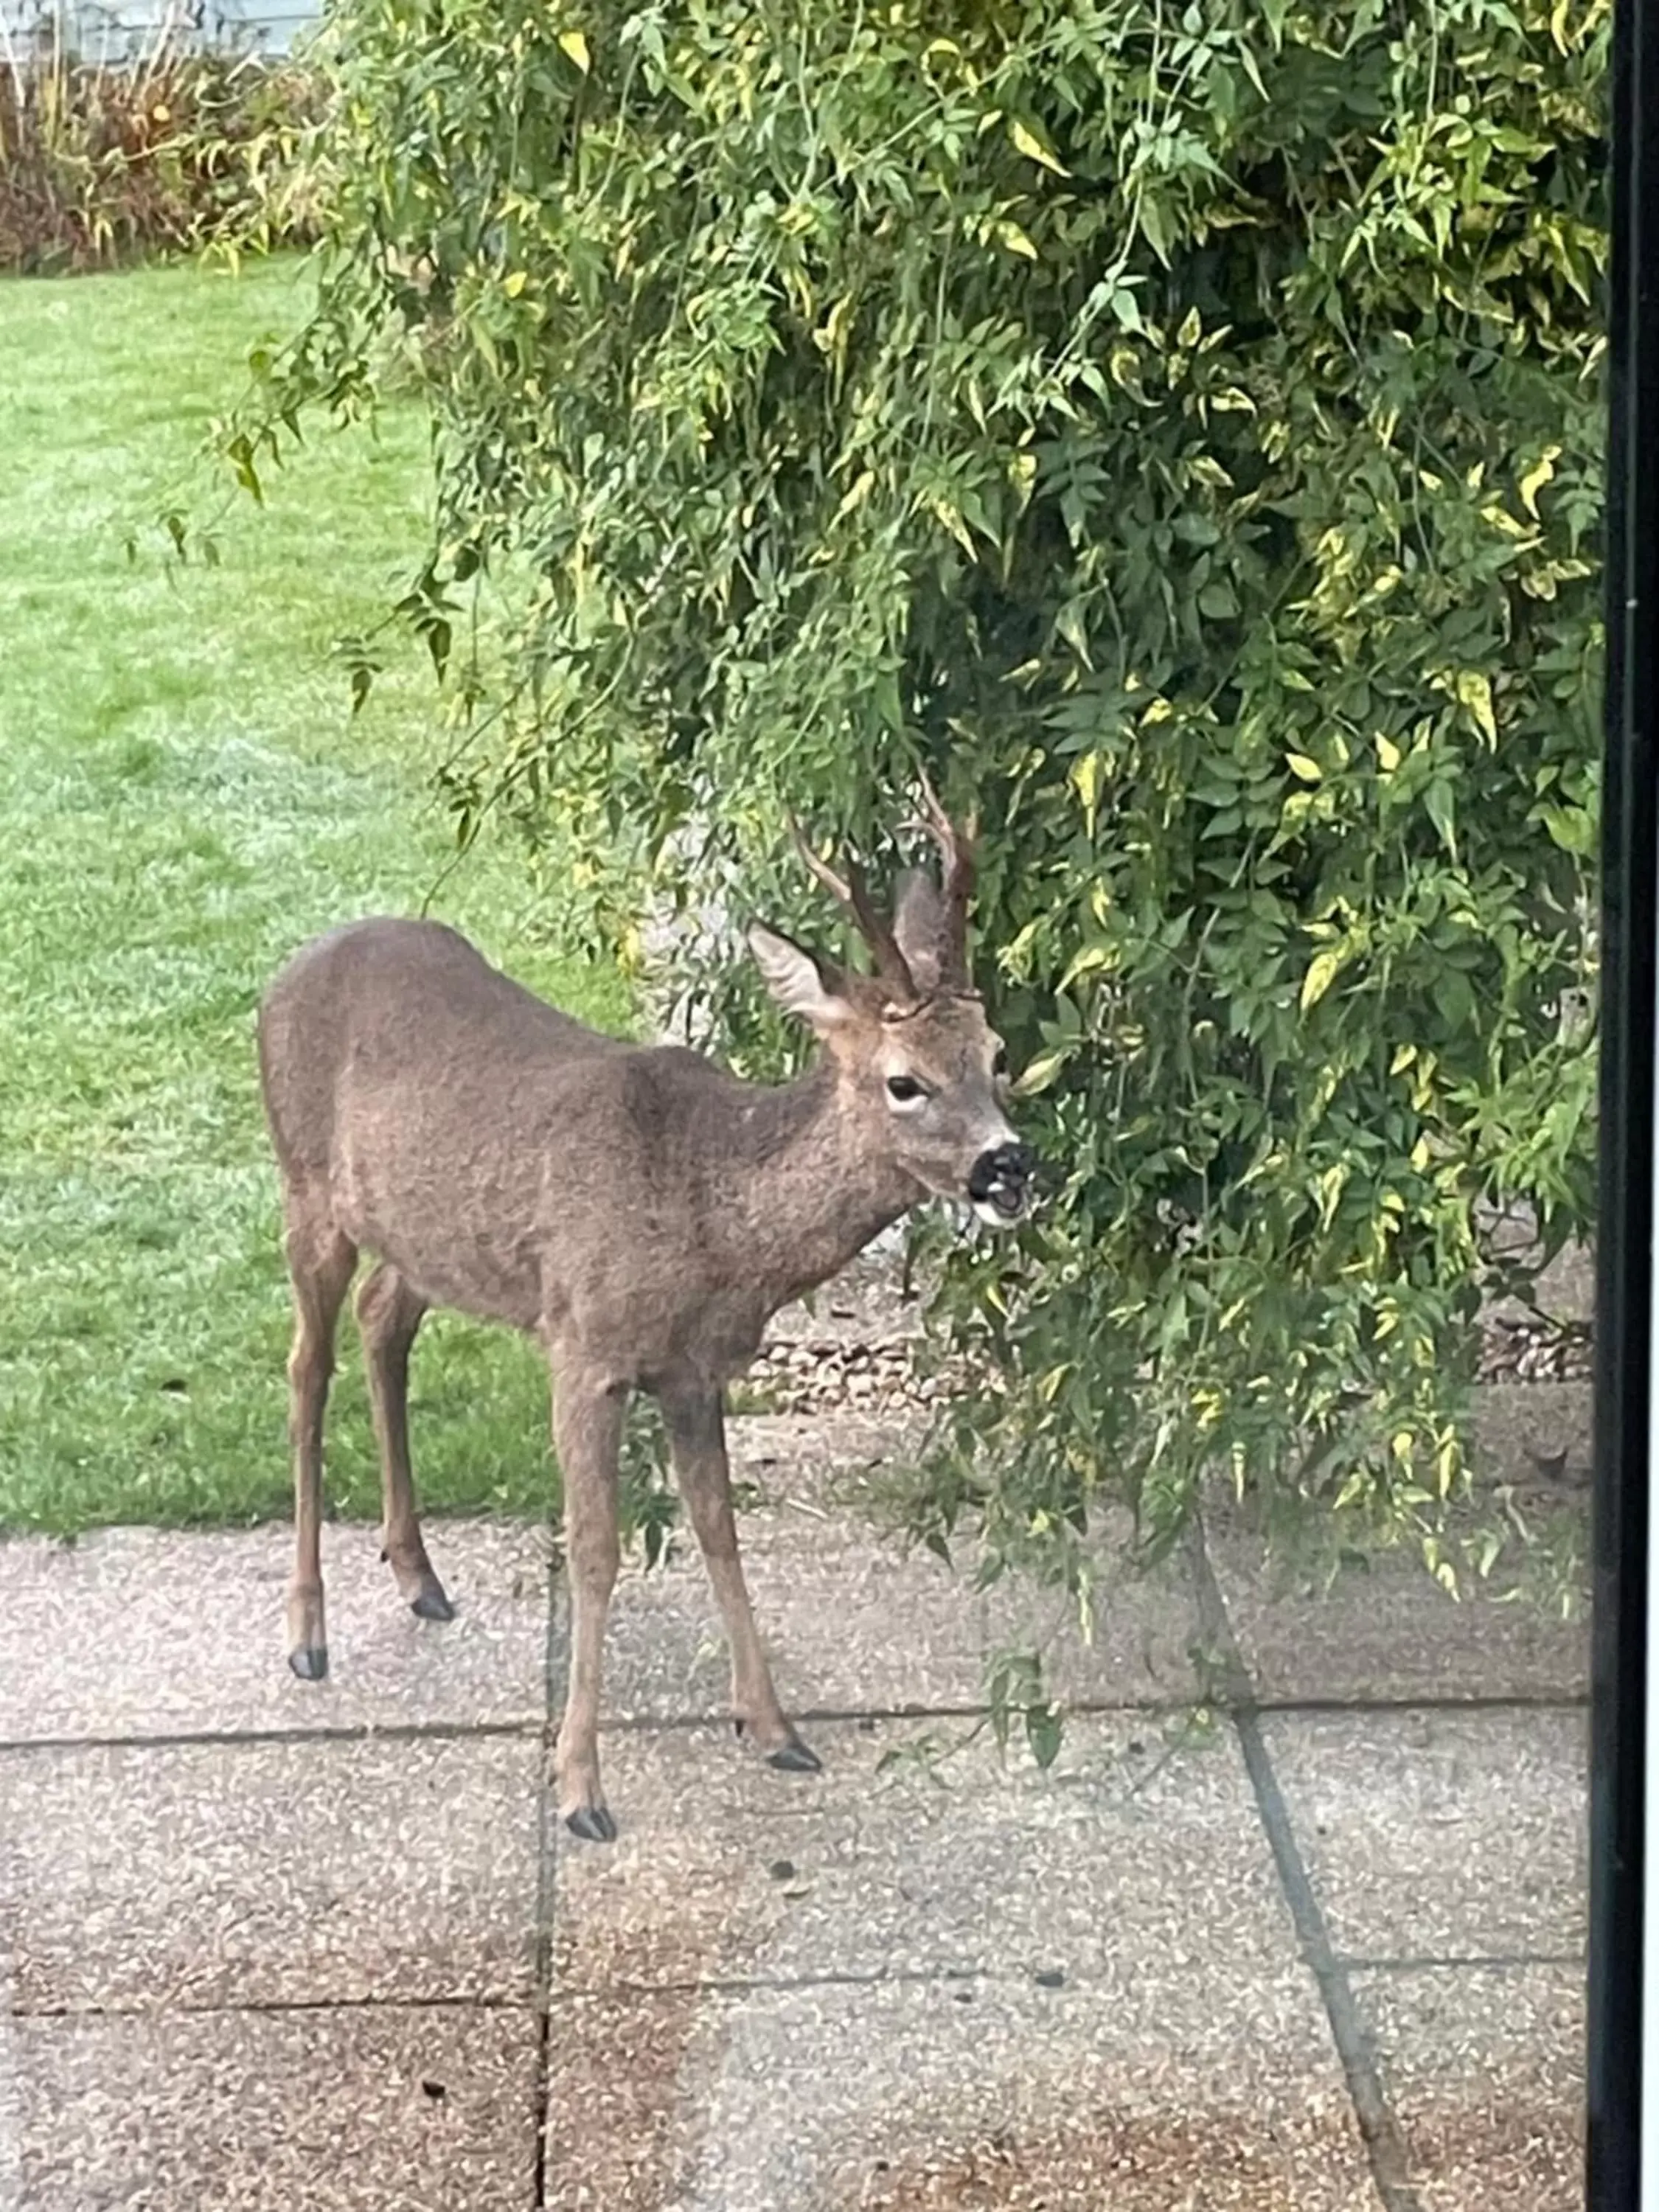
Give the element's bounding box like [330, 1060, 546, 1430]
[928, 497, 976, 557]
[1012, 1051, 1067, 1098]
[1550, 0, 1573, 51]
[1301, 950, 1342, 1011]
[1389, 1043, 1415, 1075]
[1437, 1440, 1460, 1498]
[1376, 733, 1402, 772]
[1454, 669, 1498, 745]
[502, 268, 528, 298]
[1285, 752, 1323, 783]
[995, 218, 1039, 260]
[1009, 117, 1069, 175]
[1037, 1363, 1072, 1404]
[832, 469, 875, 524]
[1061, 940, 1116, 988]
[1070, 748, 1103, 833]
[558, 27, 591, 72]
[1481, 501, 1533, 540]
[1519, 445, 1560, 517]
[1176, 305, 1201, 349]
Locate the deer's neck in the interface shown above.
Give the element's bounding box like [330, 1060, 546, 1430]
[723, 1062, 918, 1313]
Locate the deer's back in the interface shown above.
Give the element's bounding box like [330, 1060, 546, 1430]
[259, 917, 639, 1323]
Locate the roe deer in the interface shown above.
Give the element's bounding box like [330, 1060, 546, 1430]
[257, 782, 1033, 1841]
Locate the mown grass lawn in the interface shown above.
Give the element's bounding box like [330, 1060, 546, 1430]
[0, 256, 630, 1534]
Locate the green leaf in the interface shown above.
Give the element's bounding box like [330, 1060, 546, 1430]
[1026, 1703, 1065, 1770]
[1425, 780, 1458, 858]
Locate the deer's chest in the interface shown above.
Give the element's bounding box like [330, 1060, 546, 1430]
[544, 1239, 767, 1384]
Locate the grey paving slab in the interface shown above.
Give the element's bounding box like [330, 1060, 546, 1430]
[3, 1733, 540, 2012]
[1351, 1963, 1583, 2211]
[1469, 1378, 1593, 1481]
[602, 1512, 991, 1722]
[543, 1973, 1374, 2212]
[1261, 1708, 1586, 1963]
[725, 1408, 931, 1513]
[557, 1715, 1304, 2000]
[9, 2003, 540, 2210]
[0, 1516, 552, 1742]
[1205, 1503, 1588, 1705]
[608, 1498, 1197, 1729]
[981, 1513, 1204, 1708]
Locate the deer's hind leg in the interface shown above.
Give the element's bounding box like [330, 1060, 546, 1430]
[282, 1189, 358, 1682]
[356, 1262, 453, 1624]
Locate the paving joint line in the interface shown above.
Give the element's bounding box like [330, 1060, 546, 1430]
[555, 1964, 1119, 1998]
[0, 1717, 541, 1757]
[15, 1992, 535, 2022]
[1336, 1950, 1585, 1974]
[1187, 1518, 1427, 2212]
[0, 1686, 1587, 1763]
[15, 1965, 1083, 2023]
[599, 1688, 1587, 1734]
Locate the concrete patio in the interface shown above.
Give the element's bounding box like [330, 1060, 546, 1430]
[0, 1398, 1593, 2212]
[0, 1354, 1590, 2211]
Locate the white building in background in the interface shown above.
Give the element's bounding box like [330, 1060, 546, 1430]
[0, 0, 323, 60]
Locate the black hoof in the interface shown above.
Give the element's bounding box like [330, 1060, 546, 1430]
[288, 1646, 328, 1683]
[411, 1589, 456, 1623]
[767, 1736, 822, 1774]
[565, 1804, 618, 1844]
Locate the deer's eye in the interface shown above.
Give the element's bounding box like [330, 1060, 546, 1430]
[886, 1074, 928, 1105]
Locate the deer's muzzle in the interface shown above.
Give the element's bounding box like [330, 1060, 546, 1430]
[967, 1141, 1036, 1225]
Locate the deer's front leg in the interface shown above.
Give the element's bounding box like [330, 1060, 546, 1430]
[660, 1382, 821, 1775]
[552, 1362, 628, 1843]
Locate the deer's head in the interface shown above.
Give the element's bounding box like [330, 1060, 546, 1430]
[748, 781, 1035, 1227]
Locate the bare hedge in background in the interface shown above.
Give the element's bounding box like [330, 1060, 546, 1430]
[0, 10, 322, 269]
[242, 0, 1607, 1607]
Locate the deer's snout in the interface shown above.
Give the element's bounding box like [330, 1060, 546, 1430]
[967, 1141, 1036, 1226]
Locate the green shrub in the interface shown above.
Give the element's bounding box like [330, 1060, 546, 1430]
[238, 0, 1607, 1594]
[0, 11, 323, 270]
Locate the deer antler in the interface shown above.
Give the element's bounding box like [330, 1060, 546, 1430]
[787, 815, 917, 1001]
[907, 768, 977, 990]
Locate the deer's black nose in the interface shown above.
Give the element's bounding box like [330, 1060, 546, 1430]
[968, 1143, 1037, 1211]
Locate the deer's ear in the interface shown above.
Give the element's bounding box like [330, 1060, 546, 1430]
[748, 924, 854, 1029]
